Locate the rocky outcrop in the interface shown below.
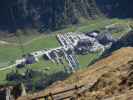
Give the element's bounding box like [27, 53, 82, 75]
[105, 30, 133, 54]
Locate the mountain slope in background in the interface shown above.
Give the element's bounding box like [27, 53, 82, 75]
[0, 0, 100, 32]
[0, 0, 133, 32]
[96, 0, 133, 18]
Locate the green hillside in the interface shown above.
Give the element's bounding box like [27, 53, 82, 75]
[0, 18, 131, 84]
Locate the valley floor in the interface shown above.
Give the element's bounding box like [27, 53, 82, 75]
[0, 18, 132, 84]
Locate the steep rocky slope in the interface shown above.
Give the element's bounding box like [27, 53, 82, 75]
[18, 47, 133, 100]
[0, 0, 100, 32]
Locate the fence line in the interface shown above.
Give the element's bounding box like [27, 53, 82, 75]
[31, 84, 85, 100]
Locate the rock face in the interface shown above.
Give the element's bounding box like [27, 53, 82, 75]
[0, 0, 100, 32]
